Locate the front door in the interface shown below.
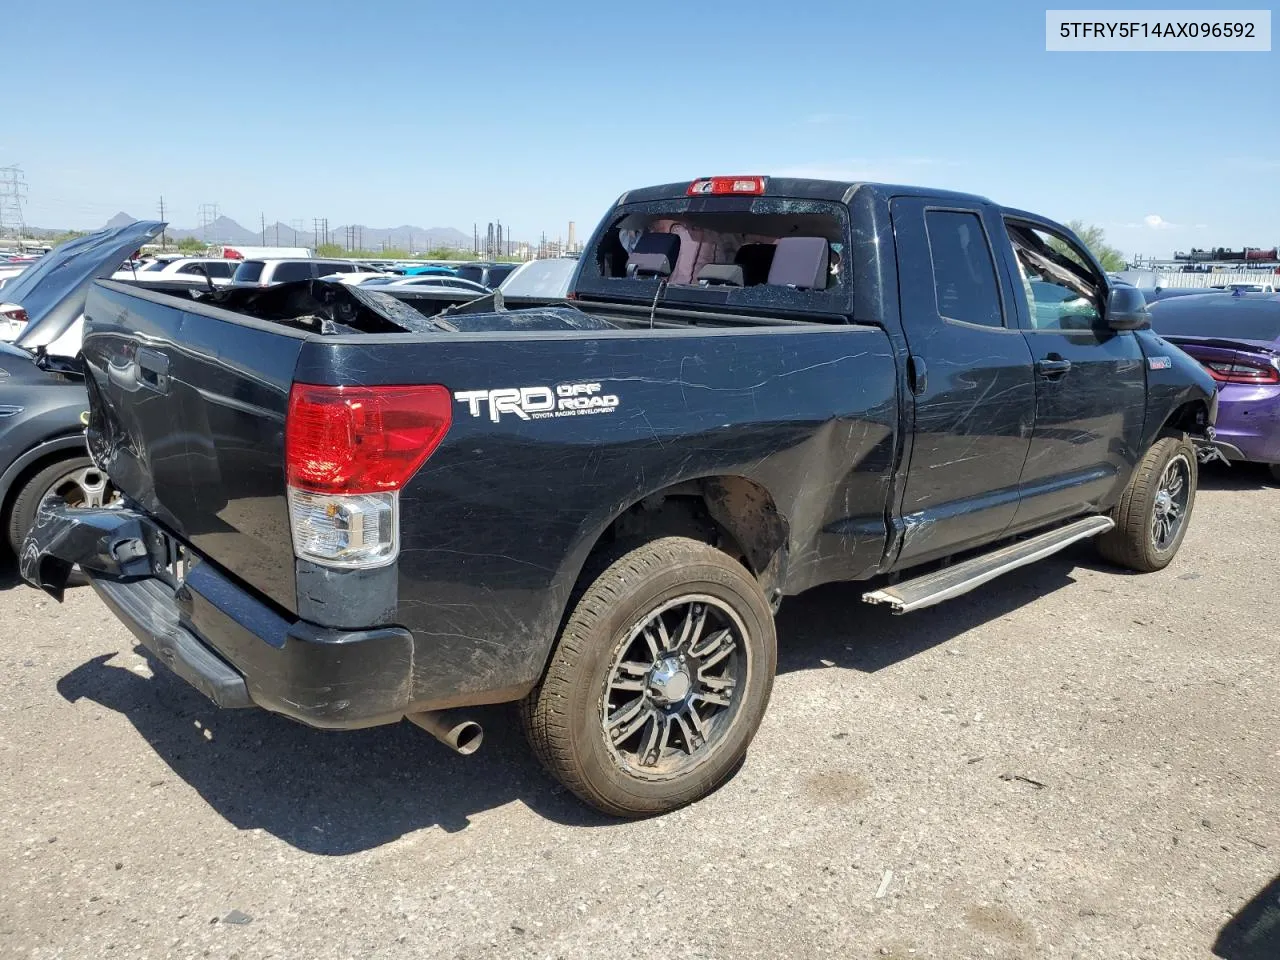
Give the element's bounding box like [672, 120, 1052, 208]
[999, 217, 1147, 531]
[890, 198, 1037, 566]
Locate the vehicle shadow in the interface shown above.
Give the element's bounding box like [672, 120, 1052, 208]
[1198, 460, 1277, 492]
[56, 650, 614, 854]
[51, 542, 1091, 854]
[1214, 873, 1280, 960]
[776, 543, 1085, 675]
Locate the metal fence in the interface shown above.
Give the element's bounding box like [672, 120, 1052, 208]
[1150, 271, 1279, 289]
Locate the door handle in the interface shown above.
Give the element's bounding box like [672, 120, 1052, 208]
[1035, 354, 1072, 380]
[908, 355, 928, 396]
[136, 348, 170, 392]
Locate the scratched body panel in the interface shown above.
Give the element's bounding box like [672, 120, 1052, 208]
[295, 326, 898, 707]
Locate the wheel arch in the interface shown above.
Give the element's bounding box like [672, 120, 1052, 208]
[1158, 398, 1213, 439]
[0, 434, 90, 537]
[571, 474, 789, 592]
[540, 474, 789, 673]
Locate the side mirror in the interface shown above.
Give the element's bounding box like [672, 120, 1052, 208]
[1106, 285, 1150, 331]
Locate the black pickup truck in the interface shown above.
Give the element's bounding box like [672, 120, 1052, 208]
[22, 176, 1216, 816]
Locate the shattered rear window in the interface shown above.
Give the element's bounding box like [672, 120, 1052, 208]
[576, 198, 851, 315]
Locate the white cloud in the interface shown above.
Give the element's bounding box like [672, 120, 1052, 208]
[1118, 214, 1189, 230]
[774, 158, 956, 182]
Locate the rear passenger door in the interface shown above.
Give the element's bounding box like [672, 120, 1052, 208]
[998, 217, 1146, 531]
[890, 198, 1037, 566]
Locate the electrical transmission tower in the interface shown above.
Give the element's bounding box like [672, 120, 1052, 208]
[198, 202, 220, 244]
[0, 165, 29, 238]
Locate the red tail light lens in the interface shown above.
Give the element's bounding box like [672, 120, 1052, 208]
[0, 304, 29, 324]
[286, 383, 452, 494]
[1200, 359, 1280, 384]
[687, 176, 767, 196]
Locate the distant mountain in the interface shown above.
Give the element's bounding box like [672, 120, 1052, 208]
[97, 213, 478, 252]
[164, 216, 260, 246]
[104, 212, 137, 229]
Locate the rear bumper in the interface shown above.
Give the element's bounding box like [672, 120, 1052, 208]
[1215, 384, 1280, 464]
[22, 503, 414, 729]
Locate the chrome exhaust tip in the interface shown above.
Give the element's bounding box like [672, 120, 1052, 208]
[406, 710, 484, 755]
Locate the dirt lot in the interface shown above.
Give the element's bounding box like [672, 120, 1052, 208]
[1, 464, 1277, 960]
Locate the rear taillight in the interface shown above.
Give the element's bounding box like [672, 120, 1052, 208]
[0, 303, 29, 340]
[1200, 359, 1280, 385]
[285, 383, 451, 568]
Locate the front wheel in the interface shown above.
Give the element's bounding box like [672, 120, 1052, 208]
[521, 536, 777, 818]
[1096, 437, 1197, 572]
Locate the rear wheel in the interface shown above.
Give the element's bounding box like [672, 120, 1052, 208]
[1096, 437, 1197, 572]
[521, 536, 776, 817]
[6, 457, 117, 582]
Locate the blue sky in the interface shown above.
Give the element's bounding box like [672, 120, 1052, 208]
[3, 0, 1275, 257]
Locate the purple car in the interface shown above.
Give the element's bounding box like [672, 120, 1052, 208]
[1147, 293, 1280, 481]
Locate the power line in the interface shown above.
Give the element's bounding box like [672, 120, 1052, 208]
[157, 196, 167, 251]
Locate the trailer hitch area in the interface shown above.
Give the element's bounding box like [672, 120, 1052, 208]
[1192, 427, 1233, 467]
[19, 501, 166, 602]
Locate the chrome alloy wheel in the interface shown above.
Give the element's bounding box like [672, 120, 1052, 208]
[1151, 454, 1190, 552]
[601, 595, 749, 779]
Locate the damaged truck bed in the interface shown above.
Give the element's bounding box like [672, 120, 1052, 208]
[22, 176, 1217, 817]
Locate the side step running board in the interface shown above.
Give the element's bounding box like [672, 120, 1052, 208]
[863, 515, 1114, 615]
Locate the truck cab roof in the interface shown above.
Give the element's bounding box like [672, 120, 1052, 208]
[616, 177, 992, 208]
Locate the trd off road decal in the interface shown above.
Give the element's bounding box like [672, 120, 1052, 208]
[1148, 356, 1173, 371]
[454, 382, 620, 422]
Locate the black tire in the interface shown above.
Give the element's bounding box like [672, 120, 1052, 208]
[1268, 463, 1280, 485]
[1096, 436, 1197, 572]
[6, 457, 111, 584]
[521, 536, 777, 818]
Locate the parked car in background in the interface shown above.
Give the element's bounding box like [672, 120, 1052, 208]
[1209, 282, 1277, 294]
[1145, 287, 1232, 303]
[454, 261, 517, 288]
[0, 263, 30, 292]
[1149, 294, 1280, 481]
[400, 265, 458, 277]
[363, 276, 490, 294]
[111, 257, 238, 286]
[214, 246, 312, 261]
[318, 271, 399, 286]
[230, 258, 364, 287]
[496, 257, 579, 301]
[0, 222, 176, 353]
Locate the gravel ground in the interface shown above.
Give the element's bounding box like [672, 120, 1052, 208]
[1, 464, 1277, 960]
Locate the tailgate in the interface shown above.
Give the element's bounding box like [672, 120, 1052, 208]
[81, 281, 309, 612]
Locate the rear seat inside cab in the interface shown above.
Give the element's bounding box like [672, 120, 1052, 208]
[623, 231, 831, 291]
[766, 237, 829, 290]
[626, 232, 681, 278]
